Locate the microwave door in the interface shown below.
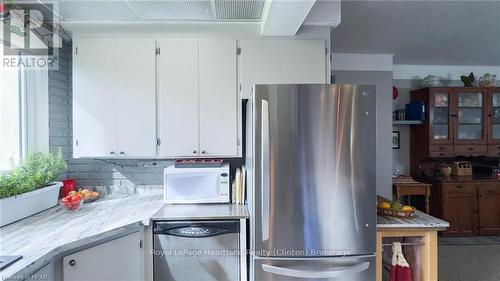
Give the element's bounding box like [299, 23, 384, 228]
[166, 172, 220, 203]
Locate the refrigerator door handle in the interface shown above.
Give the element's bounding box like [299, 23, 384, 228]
[261, 99, 270, 241]
[261, 262, 370, 279]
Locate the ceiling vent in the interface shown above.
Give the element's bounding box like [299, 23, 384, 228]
[54, 0, 264, 22]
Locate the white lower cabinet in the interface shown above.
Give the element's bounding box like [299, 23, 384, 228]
[32, 261, 56, 281]
[62, 233, 142, 281]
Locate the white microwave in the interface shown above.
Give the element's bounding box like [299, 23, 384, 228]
[163, 164, 230, 204]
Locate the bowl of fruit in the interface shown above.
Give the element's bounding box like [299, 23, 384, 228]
[60, 193, 84, 211]
[377, 199, 415, 218]
[78, 188, 100, 203]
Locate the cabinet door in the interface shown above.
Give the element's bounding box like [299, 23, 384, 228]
[429, 88, 454, 146]
[157, 39, 199, 157]
[63, 233, 141, 281]
[73, 39, 117, 157]
[115, 39, 157, 157]
[239, 40, 326, 98]
[199, 39, 238, 157]
[487, 88, 500, 147]
[478, 183, 500, 235]
[443, 183, 478, 236]
[453, 88, 487, 145]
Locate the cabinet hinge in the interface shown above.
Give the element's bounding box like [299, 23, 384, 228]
[239, 84, 242, 92]
[237, 47, 241, 55]
[325, 47, 328, 55]
[139, 240, 143, 249]
[156, 138, 161, 146]
[155, 47, 160, 55]
[75, 47, 78, 55]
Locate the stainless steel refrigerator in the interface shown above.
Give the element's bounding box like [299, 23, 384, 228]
[246, 84, 377, 281]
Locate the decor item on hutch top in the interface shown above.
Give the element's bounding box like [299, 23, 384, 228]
[163, 164, 230, 204]
[421, 75, 441, 87]
[479, 73, 497, 87]
[0, 148, 67, 227]
[460, 72, 476, 87]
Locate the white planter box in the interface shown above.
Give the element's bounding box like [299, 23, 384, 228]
[0, 182, 63, 227]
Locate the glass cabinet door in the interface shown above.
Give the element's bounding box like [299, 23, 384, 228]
[491, 92, 500, 141]
[432, 92, 451, 142]
[456, 91, 484, 142]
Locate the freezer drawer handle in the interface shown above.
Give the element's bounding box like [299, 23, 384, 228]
[261, 262, 370, 279]
[261, 99, 270, 241]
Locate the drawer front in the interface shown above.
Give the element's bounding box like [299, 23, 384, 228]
[430, 145, 454, 152]
[488, 145, 500, 157]
[443, 183, 477, 192]
[454, 145, 487, 156]
[430, 151, 454, 158]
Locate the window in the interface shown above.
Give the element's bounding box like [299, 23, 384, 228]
[1, 23, 50, 172]
[0, 54, 23, 171]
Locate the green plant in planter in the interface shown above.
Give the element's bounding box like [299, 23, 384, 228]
[0, 148, 67, 199]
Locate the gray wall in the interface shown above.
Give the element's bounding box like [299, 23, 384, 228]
[48, 43, 172, 187]
[332, 70, 393, 198]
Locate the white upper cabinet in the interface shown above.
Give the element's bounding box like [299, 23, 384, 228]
[73, 39, 156, 158]
[115, 40, 156, 157]
[199, 40, 238, 157]
[157, 39, 240, 158]
[239, 39, 327, 98]
[157, 39, 199, 157]
[73, 39, 117, 158]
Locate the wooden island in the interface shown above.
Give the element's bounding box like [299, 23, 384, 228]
[376, 210, 449, 281]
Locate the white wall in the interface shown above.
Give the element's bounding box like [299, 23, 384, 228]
[332, 70, 393, 198]
[331, 53, 394, 198]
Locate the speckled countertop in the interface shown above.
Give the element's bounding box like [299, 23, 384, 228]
[0, 186, 250, 279]
[0, 186, 165, 279]
[377, 209, 449, 230]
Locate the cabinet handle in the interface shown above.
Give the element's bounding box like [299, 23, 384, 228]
[201, 150, 206, 154]
[109, 151, 115, 155]
[468, 147, 474, 151]
[119, 151, 125, 155]
[69, 259, 76, 266]
[456, 185, 463, 189]
[192, 150, 197, 154]
[439, 146, 444, 150]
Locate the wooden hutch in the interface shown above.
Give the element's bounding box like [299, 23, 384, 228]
[410, 87, 500, 236]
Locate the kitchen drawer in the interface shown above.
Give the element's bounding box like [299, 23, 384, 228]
[430, 151, 454, 158]
[443, 182, 477, 191]
[488, 145, 500, 156]
[454, 145, 487, 156]
[430, 145, 454, 152]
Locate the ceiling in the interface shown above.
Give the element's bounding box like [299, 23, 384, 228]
[332, 1, 500, 66]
